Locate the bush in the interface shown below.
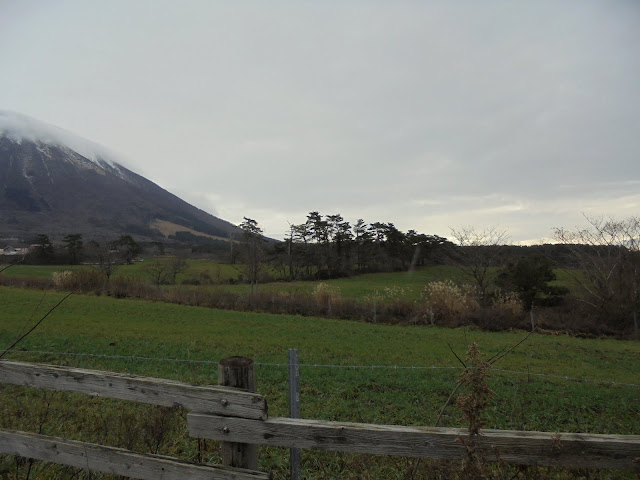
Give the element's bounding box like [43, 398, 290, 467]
[0, 273, 53, 289]
[199, 270, 213, 285]
[52, 270, 73, 287]
[460, 307, 529, 332]
[362, 287, 417, 323]
[533, 297, 620, 337]
[492, 292, 524, 318]
[108, 275, 148, 299]
[52, 269, 106, 292]
[313, 283, 343, 312]
[422, 281, 480, 323]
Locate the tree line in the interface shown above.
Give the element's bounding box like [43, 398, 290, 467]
[236, 214, 639, 333]
[265, 211, 452, 280]
[23, 233, 142, 268]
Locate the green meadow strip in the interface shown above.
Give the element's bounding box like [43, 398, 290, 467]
[1, 286, 639, 478]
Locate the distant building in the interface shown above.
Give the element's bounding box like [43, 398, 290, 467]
[0, 246, 29, 255]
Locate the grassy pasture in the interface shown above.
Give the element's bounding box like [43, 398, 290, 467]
[1, 259, 268, 284]
[1, 261, 585, 301]
[233, 265, 470, 300]
[0, 260, 239, 285]
[0, 263, 88, 279]
[1, 286, 638, 478]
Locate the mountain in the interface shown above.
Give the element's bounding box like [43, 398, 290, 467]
[0, 111, 239, 243]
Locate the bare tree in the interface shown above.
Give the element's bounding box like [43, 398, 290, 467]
[166, 254, 188, 284]
[86, 240, 120, 288]
[554, 215, 640, 332]
[449, 226, 509, 304]
[146, 258, 169, 287]
[145, 254, 188, 286]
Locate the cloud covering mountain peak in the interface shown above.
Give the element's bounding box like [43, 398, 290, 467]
[0, 111, 239, 242]
[0, 110, 124, 170]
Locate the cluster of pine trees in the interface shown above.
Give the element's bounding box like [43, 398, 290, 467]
[269, 211, 452, 280]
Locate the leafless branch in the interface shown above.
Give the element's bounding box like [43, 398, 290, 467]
[448, 342, 467, 368]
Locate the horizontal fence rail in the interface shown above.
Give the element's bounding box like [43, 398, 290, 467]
[188, 414, 640, 471]
[3, 359, 640, 475]
[0, 430, 268, 480]
[0, 360, 267, 420]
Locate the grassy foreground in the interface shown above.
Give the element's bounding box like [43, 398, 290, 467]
[1, 287, 639, 478]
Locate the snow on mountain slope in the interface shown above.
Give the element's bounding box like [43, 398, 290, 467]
[0, 111, 239, 242]
[0, 110, 128, 178]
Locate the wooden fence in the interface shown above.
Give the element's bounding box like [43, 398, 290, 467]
[1, 358, 639, 479]
[0, 359, 268, 479]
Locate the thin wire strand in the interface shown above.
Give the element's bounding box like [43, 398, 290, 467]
[5, 349, 639, 388]
[0, 269, 105, 360]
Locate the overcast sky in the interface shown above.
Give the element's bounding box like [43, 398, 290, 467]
[1, 1, 639, 243]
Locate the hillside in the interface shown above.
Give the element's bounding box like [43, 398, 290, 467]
[0, 111, 238, 243]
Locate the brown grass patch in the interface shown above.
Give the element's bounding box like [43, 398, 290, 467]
[149, 219, 231, 242]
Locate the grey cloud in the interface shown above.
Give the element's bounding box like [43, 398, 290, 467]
[1, 1, 638, 242]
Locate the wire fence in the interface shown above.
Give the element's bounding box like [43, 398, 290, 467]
[5, 349, 639, 388]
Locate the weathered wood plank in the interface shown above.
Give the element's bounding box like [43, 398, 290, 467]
[0, 360, 267, 420]
[0, 429, 269, 479]
[188, 414, 640, 471]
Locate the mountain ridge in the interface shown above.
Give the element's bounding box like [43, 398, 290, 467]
[0, 111, 238, 243]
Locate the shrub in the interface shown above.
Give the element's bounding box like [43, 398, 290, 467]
[380, 286, 408, 301]
[460, 307, 529, 332]
[52, 270, 73, 287]
[199, 270, 213, 285]
[52, 269, 105, 292]
[492, 291, 524, 317]
[0, 273, 53, 289]
[313, 283, 342, 311]
[533, 297, 619, 336]
[422, 281, 479, 323]
[108, 275, 148, 298]
[362, 287, 417, 323]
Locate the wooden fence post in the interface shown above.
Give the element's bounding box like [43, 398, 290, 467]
[218, 356, 258, 470]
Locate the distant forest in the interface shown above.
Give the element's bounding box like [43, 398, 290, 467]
[237, 211, 589, 281]
[2, 210, 593, 276]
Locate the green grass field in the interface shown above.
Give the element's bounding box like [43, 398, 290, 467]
[0, 260, 586, 302]
[0, 288, 640, 428]
[1, 286, 638, 478]
[241, 265, 470, 300]
[0, 259, 268, 284]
